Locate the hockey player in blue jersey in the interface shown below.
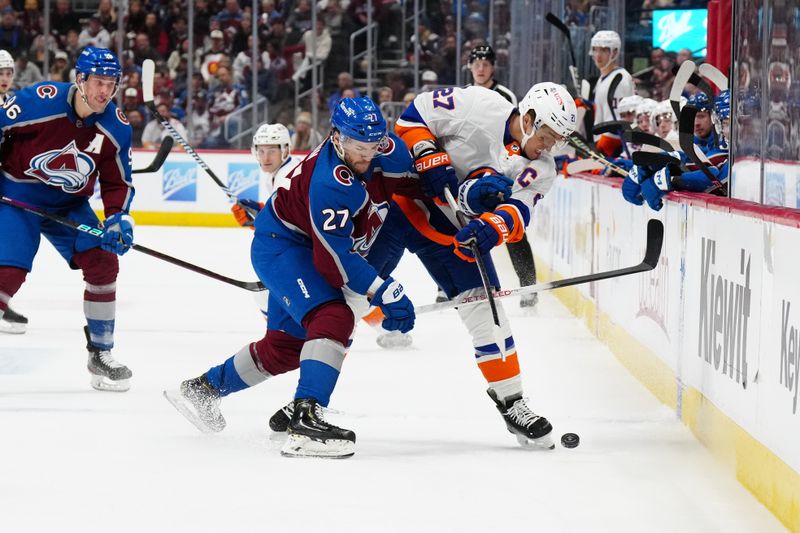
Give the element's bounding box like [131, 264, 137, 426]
[165, 97, 419, 458]
[623, 89, 730, 211]
[687, 92, 719, 154]
[0, 47, 135, 391]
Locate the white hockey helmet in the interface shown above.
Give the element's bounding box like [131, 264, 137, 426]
[590, 30, 621, 53]
[651, 99, 677, 129]
[634, 98, 658, 119]
[617, 95, 643, 115]
[0, 50, 14, 72]
[518, 82, 577, 149]
[252, 123, 290, 161]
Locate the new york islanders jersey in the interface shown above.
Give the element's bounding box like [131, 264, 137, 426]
[593, 67, 634, 124]
[0, 82, 133, 215]
[254, 132, 419, 295]
[258, 154, 300, 201]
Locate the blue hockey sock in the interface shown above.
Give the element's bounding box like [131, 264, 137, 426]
[295, 359, 340, 407]
[86, 318, 114, 350]
[206, 356, 249, 397]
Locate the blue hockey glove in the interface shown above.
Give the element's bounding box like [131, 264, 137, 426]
[452, 211, 512, 262]
[604, 157, 633, 176]
[101, 213, 134, 255]
[372, 277, 415, 333]
[457, 174, 514, 216]
[621, 164, 648, 206]
[412, 140, 458, 201]
[640, 166, 673, 211]
[672, 166, 720, 192]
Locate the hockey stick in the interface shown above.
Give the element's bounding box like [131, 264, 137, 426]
[567, 133, 629, 176]
[417, 219, 664, 314]
[0, 196, 265, 292]
[670, 60, 696, 119]
[697, 63, 728, 91]
[132, 136, 173, 174]
[624, 130, 675, 153]
[606, 72, 632, 158]
[593, 120, 631, 136]
[443, 187, 508, 357]
[566, 159, 606, 174]
[141, 60, 257, 221]
[632, 151, 681, 168]
[678, 106, 719, 184]
[545, 12, 581, 95]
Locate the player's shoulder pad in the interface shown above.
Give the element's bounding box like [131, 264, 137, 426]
[96, 99, 133, 148]
[310, 142, 368, 210]
[375, 132, 414, 172]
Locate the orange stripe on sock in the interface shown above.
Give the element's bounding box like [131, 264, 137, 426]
[478, 352, 520, 382]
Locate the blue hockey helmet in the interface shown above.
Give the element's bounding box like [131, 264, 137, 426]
[713, 89, 730, 121]
[75, 47, 122, 82]
[686, 92, 711, 112]
[330, 96, 387, 144]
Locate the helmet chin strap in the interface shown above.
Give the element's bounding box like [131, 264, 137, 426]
[518, 113, 536, 154]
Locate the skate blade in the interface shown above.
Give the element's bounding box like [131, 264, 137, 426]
[515, 433, 555, 450]
[0, 321, 26, 334]
[162, 390, 223, 434]
[376, 331, 413, 349]
[89, 374, 130, 392]
[280, 433, 355, 459]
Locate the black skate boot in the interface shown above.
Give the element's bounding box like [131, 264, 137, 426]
[488, 388, 554, 449]
[281, 398, 355, 458]
[0, 307, 28, 334]
[163, 374, 226, 433]
[519, 292, 539, 309]
[268, 401, 294, 432]
[85, 327, 132, 392]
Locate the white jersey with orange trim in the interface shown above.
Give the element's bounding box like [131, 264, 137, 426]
[593, 67, 634, 125]
[259, 154, 301, 201]
[396, 85, 557, 213]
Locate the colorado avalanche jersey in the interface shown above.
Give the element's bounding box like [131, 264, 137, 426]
[254, 132, 419, 295]
[0, 81, 133, 215]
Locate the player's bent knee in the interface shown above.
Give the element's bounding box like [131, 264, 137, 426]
[0, 266, 28, 308]
[73, 248, 119, 285]
[252, 329, 304, 376]
[302, 301, 354, 346]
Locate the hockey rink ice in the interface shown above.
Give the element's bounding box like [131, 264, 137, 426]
[0, 225, 788, 533]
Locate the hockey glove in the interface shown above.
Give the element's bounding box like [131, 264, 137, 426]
[671, 166, 720, 192]
[640, 167, 674, 211]
[603, 157, 633, 177]
[101, 212, 134, 255]
[621, 164, 649, 206]
[232, 199, 263, 228]
[457, 174, 514, 216]
[412, 140, 458, 201]
[452, 211, 512, 262]
[372, 277, 415, 333]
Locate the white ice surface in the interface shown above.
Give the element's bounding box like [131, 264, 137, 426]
[0, 226, 787, 533]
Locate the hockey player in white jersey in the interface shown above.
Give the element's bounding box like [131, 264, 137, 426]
[380, 82, 577, 449]
[590, 30, 634, 157]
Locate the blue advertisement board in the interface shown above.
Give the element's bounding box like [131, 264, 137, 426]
[162, 161, 197, 202]
[227, 162, 260, 202]
[652, 9, 707, 55]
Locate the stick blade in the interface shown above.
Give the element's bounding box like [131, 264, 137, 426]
[643, 219, 664, 268]
[593, 120, 630, 136]
[142, 59, 155, 103]
[670, 60, 695, 117]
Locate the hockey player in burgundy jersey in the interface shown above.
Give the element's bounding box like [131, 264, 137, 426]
[0, 47, 135, 391]
[165, 97, 420, 458]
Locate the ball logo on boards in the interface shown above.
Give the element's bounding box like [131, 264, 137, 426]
[637, 254, 670, 336]
[162, 161, 197, 202]
[779, 300, 800, 415]
[697, 238, 751, 388]
[227, 162, 260, 202]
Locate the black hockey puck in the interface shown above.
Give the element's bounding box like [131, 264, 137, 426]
[561, 432, 580, 448]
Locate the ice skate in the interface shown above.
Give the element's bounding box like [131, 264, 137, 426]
[164, 374, 226, 433]
[519, 292, 538, 309]
[281, 398, 355, 458]
[85, 327, 131, 392]
[376, 330, 413, 349]
[268, 401, 294, 433]
[0, 307, 28, 334]
[488, 388, 554, 450]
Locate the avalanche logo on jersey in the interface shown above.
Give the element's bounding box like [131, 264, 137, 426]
[24, 141, 95, 193]
[162, 161, 197, 201]
[352, 200, 389, 255]
[227, 162, 260, 202]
